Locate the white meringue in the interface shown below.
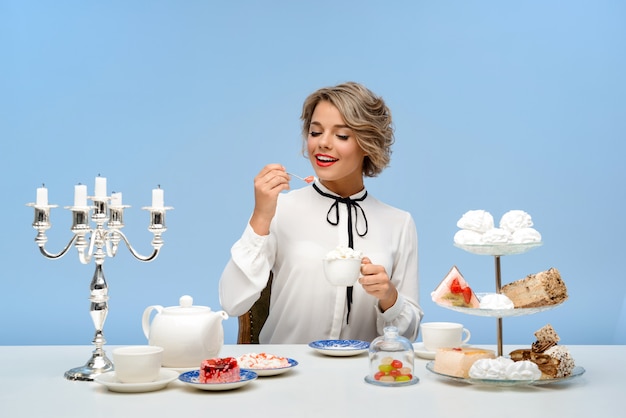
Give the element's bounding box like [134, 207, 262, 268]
[453, 229, 483, 245]
[499, 210, 533, 232]
[505, 361, 542, 380]
[479, 293, 514, 310]
[456, 210, 494, 233]
[511, 227, 542, 243]
[480, 228, 512, 244]
[469, 357, 540, 380]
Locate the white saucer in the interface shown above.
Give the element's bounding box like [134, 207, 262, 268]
[94, 369, 180, 393]
[413, 343, 471, 360]
[413, 342, 437, 360]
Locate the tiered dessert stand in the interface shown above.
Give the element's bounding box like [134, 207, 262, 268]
[441, 241, 560, 357]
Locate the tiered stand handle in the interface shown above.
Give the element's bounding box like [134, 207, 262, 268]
[494, 255, 503, 356]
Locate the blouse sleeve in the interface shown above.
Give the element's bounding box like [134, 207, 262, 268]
[375, 213, 423, 341]
[218, 222, 276, 317]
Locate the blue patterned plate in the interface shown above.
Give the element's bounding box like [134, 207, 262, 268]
[309, 339, 370, 356]
[241, 358, 299, 376]
[178, 369, 257, 391]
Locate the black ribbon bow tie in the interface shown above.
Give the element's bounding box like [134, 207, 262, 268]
[313, 183, 369, 324]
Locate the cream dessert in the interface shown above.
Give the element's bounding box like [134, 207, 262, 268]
[499, 210, 534, 232]
[479, 293, 514, 310]
[456, 210, 494, 233]
[469, 357, 541, 380]
[431, 266, 480, 308]
[434, 347, 496, 378]
[454, 209, 542, 246]
[237, 353, 290, 369]
[480, 227, 512, 244]
[511, 227, 542, 243]
[324, 245, 363, 260]
[199, 357, 240, 383]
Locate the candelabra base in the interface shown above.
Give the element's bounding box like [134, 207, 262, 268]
[64, 349, 113, 381]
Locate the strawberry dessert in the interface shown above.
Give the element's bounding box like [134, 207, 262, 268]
[199, 357, 240, 383]
[431, 266, 480, 308]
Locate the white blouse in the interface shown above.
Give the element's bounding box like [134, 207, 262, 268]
[219, 181, 423, 344]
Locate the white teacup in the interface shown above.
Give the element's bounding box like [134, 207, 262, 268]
[323, 258, 362, 286]
[112, 345, 163, 383]
[420, 322, 471, 352]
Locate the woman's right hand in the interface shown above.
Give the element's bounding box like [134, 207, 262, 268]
[249, 164, 290, 235]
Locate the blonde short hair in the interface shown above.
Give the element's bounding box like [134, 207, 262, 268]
[300, 82, 394, 177]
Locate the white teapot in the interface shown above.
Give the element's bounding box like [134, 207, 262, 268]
[142, 295, 228, 368]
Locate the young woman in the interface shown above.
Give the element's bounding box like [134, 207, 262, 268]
[219, 82, 422, 344]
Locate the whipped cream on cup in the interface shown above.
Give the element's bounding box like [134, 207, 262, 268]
[323, 246, 363, 286]
[324, 246, 363, 260]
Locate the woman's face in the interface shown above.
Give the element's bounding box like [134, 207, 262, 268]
[307, 101, 366, 196]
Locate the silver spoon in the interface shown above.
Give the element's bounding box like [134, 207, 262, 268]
[288, 172, 315, 184]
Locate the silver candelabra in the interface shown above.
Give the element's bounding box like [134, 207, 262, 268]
[27, 177, 172, 381]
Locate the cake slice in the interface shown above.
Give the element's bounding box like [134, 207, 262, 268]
[501, 267, 567, 308]
[199, 357, 240, 383]
[434, 347, 496, 378]
[431, 266, 480, 308]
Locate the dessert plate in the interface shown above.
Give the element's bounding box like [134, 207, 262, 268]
[309, 339, 370, 356]
[178, 369, 257, 391]
[241, 358, 299, 376]
[436, 293, 565, 318]
[454, 242, 542, 256]
[94, 369, 179, 393]
[426, 361, 586, 386]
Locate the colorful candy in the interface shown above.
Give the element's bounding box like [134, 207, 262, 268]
[374, 356, 412, 382]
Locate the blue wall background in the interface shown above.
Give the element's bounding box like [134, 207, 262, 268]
[1, 0, 624, 347]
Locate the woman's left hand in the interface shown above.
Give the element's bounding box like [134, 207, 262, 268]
[358, 257, 398, 312]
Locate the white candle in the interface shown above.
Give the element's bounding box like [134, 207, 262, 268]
[36, 186, 48, 207]
[74, 184, 87, 207]
[94, 176, 107, 198]
[152, 188, 164, 208]
[111, 192, 123, 207]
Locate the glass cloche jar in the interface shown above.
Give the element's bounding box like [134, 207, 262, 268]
[366, 326, 418, 386]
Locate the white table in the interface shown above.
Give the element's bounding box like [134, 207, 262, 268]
[0, 345, 622, 418]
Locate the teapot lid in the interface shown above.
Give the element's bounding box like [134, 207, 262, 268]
[163, 295, 212, 314]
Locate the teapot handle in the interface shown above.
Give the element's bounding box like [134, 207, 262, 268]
[142, 305, 164, 340]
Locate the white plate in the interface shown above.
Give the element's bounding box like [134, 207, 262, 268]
[178, 369, 257, 391]
[308, 339, 370, 356]
[413, 342, 437, 360]
[242, 358, 299, 376]
[454, 241, 542, 256]
[425, 361, 586, 386]
[94, 369, 179, 393]
[436, 293, 566, 318]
